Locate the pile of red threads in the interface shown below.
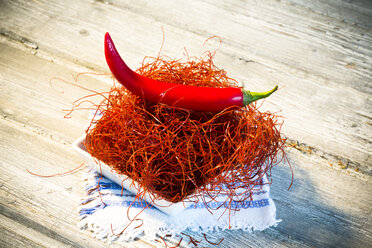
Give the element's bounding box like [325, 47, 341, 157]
[84, 52, 287, 206]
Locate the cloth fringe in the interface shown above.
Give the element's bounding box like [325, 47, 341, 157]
[78, 168, 280, 245]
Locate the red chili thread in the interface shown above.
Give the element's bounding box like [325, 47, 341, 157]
[159, 235, 183, 248]
[82, 51, 288, 209]
[46, 49, 291, 245]
[110, 194, 151, 236]
[203, 233, 224, 246]
[49, 73, 113, 119]
[26, 162, 85, 178]
[181, 232, 201, 246]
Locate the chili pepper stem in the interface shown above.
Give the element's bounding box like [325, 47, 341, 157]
[242, 85, 278, 106]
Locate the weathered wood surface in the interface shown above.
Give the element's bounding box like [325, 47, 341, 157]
[0, 0, 371, 247]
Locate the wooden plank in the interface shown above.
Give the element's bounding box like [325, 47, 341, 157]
[1, 118, 370, 248]
[0, 38, 110, 145]
[0, 205, 83, 248]
[0, 104, 155, 248]
[187, 147, 372, 247]
[1, 0, 371, 91]
[0, 42, 153, 247]
[0, 0, 370, 172]
[0, 0, 371, 247]
[0, 119, 127, 248]
[286, 0, 372, 29]
[0, 34, 371, 248]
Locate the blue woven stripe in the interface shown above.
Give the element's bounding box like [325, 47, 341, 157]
[186, 198, 270, 210]
[81, 171, 270, 214]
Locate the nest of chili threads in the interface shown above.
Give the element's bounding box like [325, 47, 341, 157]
[84, 51, 286, 206]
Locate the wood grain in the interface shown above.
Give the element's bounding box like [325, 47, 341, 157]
[1, 0, 370, 172]
[0, 0, 371, 247]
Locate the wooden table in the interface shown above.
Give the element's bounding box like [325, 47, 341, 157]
[0, 0, 371, 247]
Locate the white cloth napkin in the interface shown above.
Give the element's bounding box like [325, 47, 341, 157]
[77, 110, 280, 245]
[78, 169, 279, 244]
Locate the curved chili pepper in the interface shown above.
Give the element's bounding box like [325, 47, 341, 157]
[105, 32, 277, 112]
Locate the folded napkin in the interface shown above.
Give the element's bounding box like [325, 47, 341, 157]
[78, 110, 279, 245]
[78, 168, 279, 245]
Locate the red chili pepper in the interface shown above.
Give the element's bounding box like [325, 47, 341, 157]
[104, 32, 277, 112]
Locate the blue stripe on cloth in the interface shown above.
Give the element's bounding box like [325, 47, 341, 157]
[186, 198, 270, 210]
[80, 207, 101, 216]
[78, 111, 278, 242]
[79, 198, 270, 216]
[81, 170, 270, 215]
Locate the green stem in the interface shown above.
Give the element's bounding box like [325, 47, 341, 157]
[242, 85, 278, 106]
